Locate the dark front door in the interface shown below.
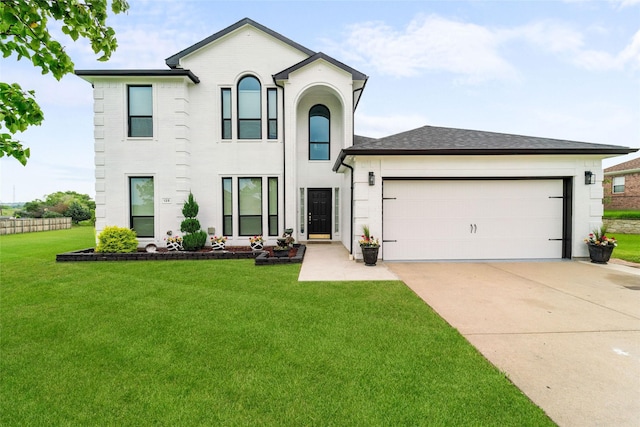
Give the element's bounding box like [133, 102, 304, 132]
[308, 188, 331, 239]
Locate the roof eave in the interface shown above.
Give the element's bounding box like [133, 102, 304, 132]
[75, 69, 200, 84]
[341, 147, 639, 157]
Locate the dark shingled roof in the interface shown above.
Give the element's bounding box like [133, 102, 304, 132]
[165, 18, 315, 68]
[335, 125, 637, 170]
[273, 52, 368, 81]
[605, 157, 640, 173]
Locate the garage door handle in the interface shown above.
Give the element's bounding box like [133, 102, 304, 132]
[470, 224, 477, 234]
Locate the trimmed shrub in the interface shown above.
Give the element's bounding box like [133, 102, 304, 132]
[182, 192, 199, 218]
[182, 230, 208, 251]
[179, 192, 206, 251]
[180, 218, 201, 234]
[96, 226, 138, 253]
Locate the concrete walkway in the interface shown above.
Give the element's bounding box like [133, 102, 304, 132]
[297, 244, 640, 426]
[298, 242, 398, 281]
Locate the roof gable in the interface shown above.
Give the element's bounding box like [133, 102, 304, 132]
[165, 18, 315, 68]
[273, 52, 368, 81]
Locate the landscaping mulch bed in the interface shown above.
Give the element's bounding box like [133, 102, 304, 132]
[56, 245, 306, 266]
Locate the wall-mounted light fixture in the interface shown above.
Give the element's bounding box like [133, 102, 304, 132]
[368, 171, 375, 186]
[584, 171, 596, 185]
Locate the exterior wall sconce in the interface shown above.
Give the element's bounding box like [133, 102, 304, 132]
[368, 171, 375, 186]
[585, 171, 596, 185]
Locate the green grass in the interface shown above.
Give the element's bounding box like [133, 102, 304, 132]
[604, 210, 640, 219]
[612, 233, 640, 263]
[1, 228, 553, 426]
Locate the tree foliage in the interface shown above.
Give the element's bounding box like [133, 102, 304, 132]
[16, 190, 95, 223]
[0, 0, 129, 165]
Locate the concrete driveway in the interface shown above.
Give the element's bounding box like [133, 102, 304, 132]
[387, 261, 640, 427]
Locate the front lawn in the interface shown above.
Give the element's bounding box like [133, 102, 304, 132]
[612, 233, 640, 264]
[0, 228, 553, 425]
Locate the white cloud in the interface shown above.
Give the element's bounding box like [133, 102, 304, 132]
[325, 14, 518, 83]
[327, 14, 640, 82]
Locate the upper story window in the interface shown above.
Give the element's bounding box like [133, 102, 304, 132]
[309, 104, 330, 160]
[612, 176, 625, 194]
[267, 88, 277, 139]
[128, 85, 153, 137]
[238, 76, 261, 139]
[221, 88, 232, 139]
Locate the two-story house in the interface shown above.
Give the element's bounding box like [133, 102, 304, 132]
[76, 18, 636, 261]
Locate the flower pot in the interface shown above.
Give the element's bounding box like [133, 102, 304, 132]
[166, 241, 183, 251]
[273, 248, 289, 258]
[211, 241, 226, 251]
[361, 246, 379, 266]
[250, 241, 264, 251]
[588, 244, 614, 264]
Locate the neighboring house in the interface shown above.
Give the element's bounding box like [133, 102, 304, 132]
[76, 18, 636, 261]
[603, 157, 640, 210]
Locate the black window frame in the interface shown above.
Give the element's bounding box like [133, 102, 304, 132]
[237, 75, 262, 140]
[238, 177, 263, 236]
[267, 88, 277, 140]
[222, 177, 233, 236]
[127, 85, 153, 138]
[268, 177, 278, 236]
[309, 104, 330, 160]
[129, 176, 154, 238]
[221, 88, 232, 140]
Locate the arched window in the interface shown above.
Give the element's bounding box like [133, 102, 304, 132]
[309, 104, 330, 160]
[238, 76, 261, 139]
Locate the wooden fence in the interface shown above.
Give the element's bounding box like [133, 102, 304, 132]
[0, 218, 72, 235]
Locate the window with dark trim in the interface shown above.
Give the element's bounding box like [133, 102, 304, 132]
[238, 177, 262, 235]
[309, 104, 330, 160]
[129, 177, 154, 237]
[238, 76, 261, 139]
[613, 176, 625, 194]
[128, 85, 153, 137]
[222, 177, 232, 235]
[268, 177, 278, 236]
[221, 88, 231, 139]
[267, 88, 277, 139]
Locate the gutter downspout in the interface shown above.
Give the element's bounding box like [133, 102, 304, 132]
[273, 76, 286, 231]
[339, 159, 355, 255]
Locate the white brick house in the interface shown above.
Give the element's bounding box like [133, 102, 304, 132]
[77, 18, 636, 261]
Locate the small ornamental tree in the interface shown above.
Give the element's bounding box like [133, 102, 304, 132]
[180, 192, 207, 251]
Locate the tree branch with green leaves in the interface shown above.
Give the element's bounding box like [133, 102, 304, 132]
[0, 0, 129, 165]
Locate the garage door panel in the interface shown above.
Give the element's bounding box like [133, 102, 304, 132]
[383, 180, 564, 261]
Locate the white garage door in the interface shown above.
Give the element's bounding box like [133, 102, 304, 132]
[383, 180, 565, 261]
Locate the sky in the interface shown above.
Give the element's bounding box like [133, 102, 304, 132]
[1, 0, 639, 203]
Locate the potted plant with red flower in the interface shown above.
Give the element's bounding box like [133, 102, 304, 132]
[359, 225, 380, 266]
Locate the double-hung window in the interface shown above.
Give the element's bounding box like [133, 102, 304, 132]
[613, 176, 625, 194]
[129, 177, 154, 237]
[238, 76, 261, 139]
[309, 104, 330, 160]
[128, 85, 153, 137]
[267, 88, 277, 139]
[222, 178, 233, 235]
[238, 177, 262, 235]
[268, 177, 278, 236]
[221, 88, 232, 139]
